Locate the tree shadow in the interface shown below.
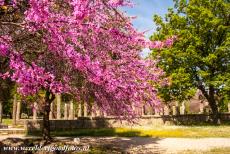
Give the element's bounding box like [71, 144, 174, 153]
[23, 118, 167, 153]
[0, 137, 42, 154]
[0, 135, 165, 154]
[83, 136, 164, 154]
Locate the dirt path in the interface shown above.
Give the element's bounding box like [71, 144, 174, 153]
[79, 137, 230, 153]
[1, 135, 230, 153]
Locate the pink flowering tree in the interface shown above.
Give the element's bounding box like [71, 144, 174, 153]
[0, 0, 173, 141]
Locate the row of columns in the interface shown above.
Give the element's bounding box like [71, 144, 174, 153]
[158, 103, 230, 116]
[32, 95, 106, 120]
[143, 102, 230, 116]
[5, 94, 230, 122]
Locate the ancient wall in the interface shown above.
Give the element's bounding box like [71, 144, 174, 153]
[25, 113, 230, 133]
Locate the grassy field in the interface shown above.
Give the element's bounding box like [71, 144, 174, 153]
[2, 118, 230, 138]
[48, 125, 230, 138]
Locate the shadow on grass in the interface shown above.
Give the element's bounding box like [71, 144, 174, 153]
[27, 128, 151, 137]
[26, 117, 154, 137]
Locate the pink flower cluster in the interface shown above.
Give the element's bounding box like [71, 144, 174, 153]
[0, 35, 11, 57]
[109, 0, 124, 7]
[149, 36, 177, 49]
[0, 43, 9, 57]
[7, 53, 67, 95]
[0, 0, 4, 5]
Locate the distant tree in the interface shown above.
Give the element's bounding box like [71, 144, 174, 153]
[150, 0, 230, 124]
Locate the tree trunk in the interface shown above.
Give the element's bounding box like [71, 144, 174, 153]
[208, 97, 220, 124]
[199, 85, 220, 124]
[0, 101, 3, 123]
[43, 101, 51, 141]
[207, 86, 220, 124]
[42, 91, 55, 143]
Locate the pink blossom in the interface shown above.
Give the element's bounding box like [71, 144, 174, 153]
[0, 44, 9, 56]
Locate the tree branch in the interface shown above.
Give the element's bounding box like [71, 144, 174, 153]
[0, 21, 24, 27]
[101, 0, 126, 21]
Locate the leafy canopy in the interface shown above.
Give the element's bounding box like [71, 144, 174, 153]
[150, 0, 230, 104]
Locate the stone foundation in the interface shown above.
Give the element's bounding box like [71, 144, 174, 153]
[25, 114, 230, 133]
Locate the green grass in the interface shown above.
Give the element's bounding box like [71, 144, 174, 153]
[2, 118, 12, 125]
[180, 147, 230, 154]
[1, 119, 24, 128]
[27, 125, 230, 138]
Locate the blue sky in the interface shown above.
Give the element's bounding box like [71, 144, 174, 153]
[123, 0, 174, 37]
[122, 0, 174, 56]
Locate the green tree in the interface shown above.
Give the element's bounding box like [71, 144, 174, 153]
[150, 0, 230, 124]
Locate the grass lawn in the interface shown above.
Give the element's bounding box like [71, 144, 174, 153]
[1, 119, 24, 128]
[2, 118, 230, 138]
[2, 119, 12, 125]
[45, 125, 230, 138]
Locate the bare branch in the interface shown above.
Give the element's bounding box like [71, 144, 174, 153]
[0, 21, 24, 27]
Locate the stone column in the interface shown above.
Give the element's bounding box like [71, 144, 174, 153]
[141, 106, 144, 116]
[172, 105, 179, 115]
[91, 110, 95, 118]
[83, 101, 87, 117]
[49, 102, 54, 120]
[33, 102, 37, 120]
[180, 103, 186, 115]
[160, 107, 164, 115]
[56, 94, 61, 119]
[64, 103, 68, 119]
[12, 94, 17, 126]
[77, 103, 81, 117]
[68, 100, 74, 120]
[0, 101, 2, 123]
[16, 100, 21, 121]
[228, 103, 230, 113]
[154, 108, 160, 115]
[73, 109, 75, 119]
[103, 111, 107, 117]
[163, 106, 169, 115]
[95, 105, 100, 117]
[90, 104, 95, 118]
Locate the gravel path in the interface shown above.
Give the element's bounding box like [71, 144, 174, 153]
[157, 138, 230, 153]
[1, 135, 230, 153]
[79, 137, 230, 153]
